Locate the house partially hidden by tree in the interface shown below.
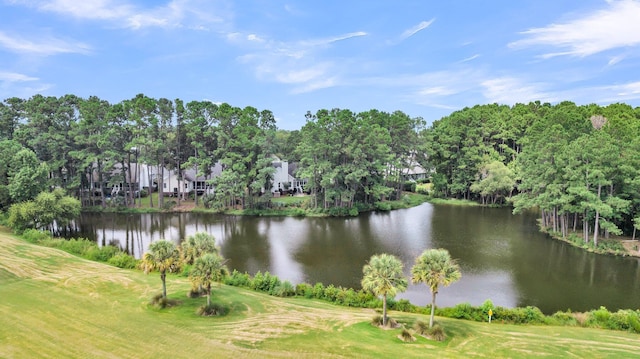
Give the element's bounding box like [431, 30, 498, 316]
[401, 160, 429, 182]
[271, 157, 306, 196]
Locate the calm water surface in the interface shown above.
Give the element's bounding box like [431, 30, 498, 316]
[76, 204, 640, 313]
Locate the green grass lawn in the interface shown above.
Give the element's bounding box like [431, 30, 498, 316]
[1, 228, 639, 358]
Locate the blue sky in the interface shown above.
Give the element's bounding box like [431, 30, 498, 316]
[1, 0, 640, 130]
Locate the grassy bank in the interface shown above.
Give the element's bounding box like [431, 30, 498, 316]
[1, 229, 639, 358]
[427, 197, 481, 206]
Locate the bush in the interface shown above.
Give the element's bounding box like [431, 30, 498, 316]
[399, 328, 416, 342]
[295, 283, 313, 297]
[375, 202, 392, 211]
[587, 306, 612, 327]
[162, 200, 177, 210]
[21, 229, 51, 243]
[55, 238, 92, 255]
[370, 315, 398, 328]
[149, 293, 179, 309]
[224, 270, 252, 287]
[323, 284, 339, 302]
[311, 282, 325, 299]
[107, 253, 139, 269]
[85, 245, 120, 262]
[272, 281, 295, 297]
[413, 320, 429, 336]
[427, 324, 446, 341]
[551, 310, 578, 326]
[403, 181, 417, 192]
[390, 299, 417, 313]
[197, 303, 229, 316]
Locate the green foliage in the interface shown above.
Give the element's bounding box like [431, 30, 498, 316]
[295, 283, 312, 297]
[402, 181, 417, 193]
[107, 253, 139, 269]
[224, 269, 252, 287]
[20, 229, 51, 243]
[411, 248, 461, 327]
[84, 245, 121, 262]
[438, 302, 485, 321]
[361, 253, 408, 326]
[250, 271, 282, 294]
[7, 189, 80, 232]
[311, 282, 325, 299]
[272, 280, 296, 297]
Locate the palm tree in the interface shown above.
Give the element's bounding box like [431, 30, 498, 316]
[189, 253, 229, 307]
[140, 239, 181, 299]
[181, 232, 219, 265]
[361, 253, 408, 327]
[411, 248, 461, 328]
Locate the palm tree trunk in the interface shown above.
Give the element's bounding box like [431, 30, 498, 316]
[430, 291, 437, 328]
[161, 271, 167, 299]
[382, 295, 387, 327]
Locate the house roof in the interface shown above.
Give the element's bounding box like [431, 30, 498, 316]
[183, 161, 223, 181]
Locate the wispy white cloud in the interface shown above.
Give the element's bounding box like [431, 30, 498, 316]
[607, 55, 624, 66]
[509, 0, 640, 57]
[235, 31, 367, 93]
[399, 19, 435, 41]
[10, 0, 227, 30]
[481, 77, 556, 104]
[601, 80, 640, 100]
[0, 31, 91, 55]
[459, 54, 480, 63]
[300, 31, 367, 47]
[0, 71, 38, 82]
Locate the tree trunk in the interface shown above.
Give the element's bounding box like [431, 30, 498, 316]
[161, 271, 167, 299]
[429, 291, 437, 328]
[382, 295, 388, 327]
[593, 184, 602, 247]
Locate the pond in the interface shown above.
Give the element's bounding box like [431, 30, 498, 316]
[75, 203, 640, 313]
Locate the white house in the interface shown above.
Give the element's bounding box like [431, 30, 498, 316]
[271, 158, 306, 194]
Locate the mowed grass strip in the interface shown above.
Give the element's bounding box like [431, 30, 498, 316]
[1, 228, 639, 358]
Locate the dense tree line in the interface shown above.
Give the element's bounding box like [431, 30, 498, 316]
[4, 93, 640, 242]
[424, 101, 640, 243]
[0, 94, 424, 213]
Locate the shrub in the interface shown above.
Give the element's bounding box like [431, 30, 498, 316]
[107, 253, 139, 269]
[224, 270, 251, 287]
[413, 320, 429, 336]
[427, 324, 446, 341]
[370, 315, 398, 328]
[272, 281, 295, 297]
[551, 310, 578, 326]
[149, 293, 179, 309]
[390, 299, 417, 313]
[323, 284, 339, 302]
[21, 229, 51, 243]
[403, 181, 417, 193]
[587, 306, 612, 327]
[371, 315, 383, 326]
[311, 282, 325, 299]
[295, 283, 313, 297]
[399, 328, 416, 342]
[162, 200, 176, 210]
[197, 302, 229, 316]
[85, 245, 120, 262]
[56, 238, 95, 256]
